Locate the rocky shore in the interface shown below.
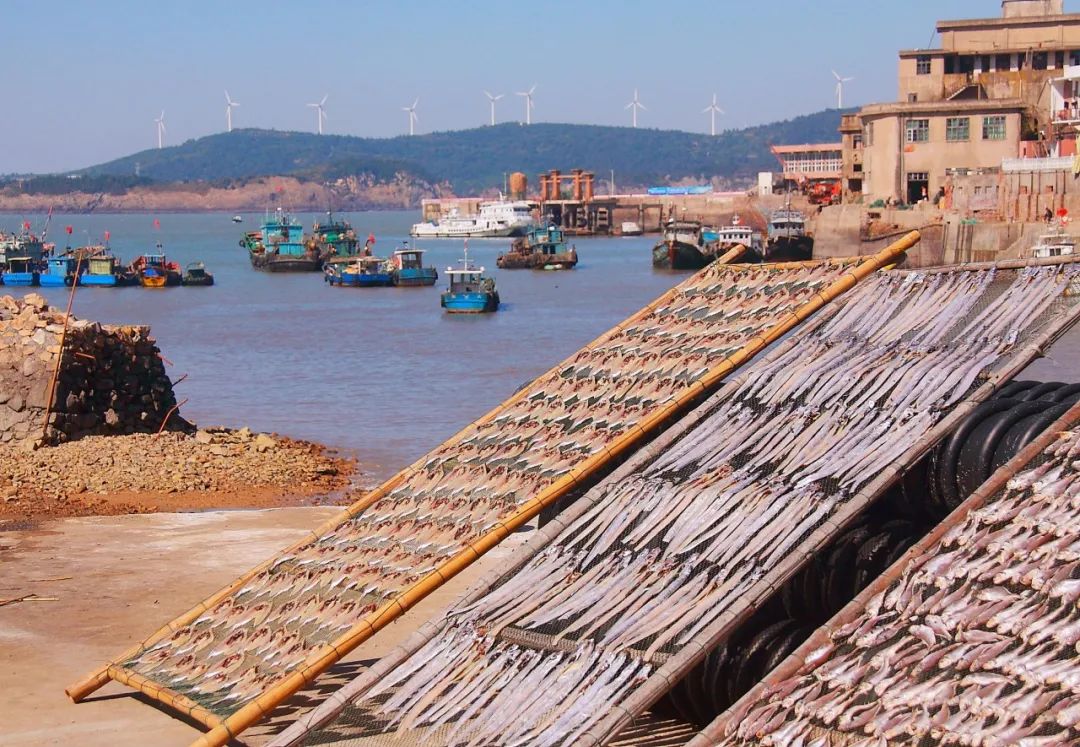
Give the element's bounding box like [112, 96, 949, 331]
[0, 426, 356, 522]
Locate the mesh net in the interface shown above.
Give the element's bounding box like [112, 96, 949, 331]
[108, 259, 864, 721]
[291, 263, 1080, 747]
[713, 411, 1080, 746]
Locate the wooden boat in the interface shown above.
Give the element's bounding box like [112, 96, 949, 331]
[497, 223, 578, 270]
[39, 256, 82, 287]
[441, 248, 499, 313]
[390, 246, 438, 286]
[1, 257, 39, 286]
[131, 245, 182, 287]
[243, 209, 323, 272]
[324, 256, 392, 287]
[182, 261, 215, 286]
[312, 212, 359, 259]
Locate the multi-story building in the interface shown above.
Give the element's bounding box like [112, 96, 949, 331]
[844, 0, 1080, 204]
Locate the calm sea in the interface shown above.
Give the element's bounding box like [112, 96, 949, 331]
[5, 211, 1077, 481]
[7, 211, 685, 480]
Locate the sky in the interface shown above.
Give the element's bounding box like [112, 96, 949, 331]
[3, 0, 1001, 174]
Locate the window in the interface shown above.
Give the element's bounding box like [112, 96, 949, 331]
[1056, 51, 1066, 69]
[983, 115, 1007, 140]
[1034, 51, 1048, 70]
[958, 55, 976, 74]
[997, 53, 1012, 71]
[980, 55, 991, 73]
[946, 116, 970, 141]
[1071, 50, 1080, 66]
[916, 55, 931, 75]
[906, 118, 930, 143]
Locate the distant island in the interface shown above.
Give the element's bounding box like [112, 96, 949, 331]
[0, 110, 851, 213]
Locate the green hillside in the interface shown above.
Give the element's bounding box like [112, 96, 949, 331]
[79, 109, 852, 192]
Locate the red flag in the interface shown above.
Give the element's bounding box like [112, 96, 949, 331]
[65, 225, 73, 235]
[153, 218, 161, 230]
[22, 220, 30, 231]
[104, 230, 110, 242]
[276, 184, 284, 193]
[367, 233, 376, 245]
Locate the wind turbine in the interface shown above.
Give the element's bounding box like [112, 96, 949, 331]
[483, 90, 504, 126]
[515, 84, 536, 125]
[832, 70, 854, 109]
[307, 94, 328, 134]
[225, 90, 239, 132]
[625, 88, 646, 128]
[703, 93, 724, 136]
[403, 98, 419, 135]
[154, 110, 166, 149]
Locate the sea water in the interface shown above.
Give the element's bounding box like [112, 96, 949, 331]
[8, 211, 684, 480]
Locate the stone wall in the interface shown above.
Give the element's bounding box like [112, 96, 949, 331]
[0, 293, 183, 446]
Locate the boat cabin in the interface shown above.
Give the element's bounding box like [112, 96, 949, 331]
[392, 249, 426, 270]
[87, 255, 117, 275]
[767, 210, 807, 241]
[1031, 231, 1076, 258]
[447, 268, 489, 293]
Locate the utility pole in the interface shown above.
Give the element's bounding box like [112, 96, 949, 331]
[610, 169, 616, 196]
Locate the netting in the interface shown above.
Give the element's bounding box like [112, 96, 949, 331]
[707, 409, 1080, 746]
[80, 257, 875, 730]
[284, 262, 1080, 747]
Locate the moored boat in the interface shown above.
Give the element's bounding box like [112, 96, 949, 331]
[497, 223, 578, 270]
[182, 261, 215, 286]
[1029, 228, 1075, 258]
[39, 256, 82, 287]
[312, 212, 360, 259]
[131, 246, 182, 287]
[620, 221, 643, 236]
[411, 199, 535, 238]
[243, 209, 323, 272]
[82, 252, 128, 287]
[652, 219, 712, 270]
[232, 215, 243, 223]
[705, 215, 763, 263]
[0, 257, 40, 286]
[765, 207, 813, 262]
[390, 245, 438, 286]
[441, 247, 499, 313]
[324, 256, 393, 287]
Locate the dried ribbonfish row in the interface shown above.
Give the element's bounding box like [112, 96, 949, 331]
[286, 264, 1080, 747]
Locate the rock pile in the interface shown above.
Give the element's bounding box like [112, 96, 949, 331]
[0, 293, 181, 446]
[0, 427, 354, 520]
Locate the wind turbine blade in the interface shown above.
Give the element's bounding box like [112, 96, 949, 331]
[638, 102, 647, 111]
[528, 84, 536, 94]
[718, 108, 725, 115]
[494, 94, 503, 101]
[625, 101, 634, 109]
[308, 103, 319, 108]
[412, 97, 419, 109]
[703, 106, 711, 113]
[321, 94, 328, 106]
[484, 90, 493, 100]
[832, 69, 841, 81]
[225, 90, 231, 104]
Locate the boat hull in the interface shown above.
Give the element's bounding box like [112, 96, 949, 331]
[392, 268, 438, 286]
[410, 226, 521, 239]
[327, 272, 392, 287]
[651, 241, 709, 270]
[496, 252, 578, 270]
[39, 274, 78, 287]
[441, 290, 499, 313]
[249, 253, 323, 272]
[1, 273, 39, 286]
[765, 236, 814, 263]
[182, 275, 214, 286]
[82, 274, 118, 287]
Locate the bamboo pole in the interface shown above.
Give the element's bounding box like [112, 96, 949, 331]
[263, 234, 920, 747]
[688, 399, 1080, 746]
[40, 255, 84, 443]
[575, 264, 1080, 747]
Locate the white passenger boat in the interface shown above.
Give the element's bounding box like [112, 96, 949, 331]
[410, 200, 535, 238]
[1029, 229, 1075, 258]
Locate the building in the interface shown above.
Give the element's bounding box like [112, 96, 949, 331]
[843, 0, 1080, 204]
[769, 143, 842, 203]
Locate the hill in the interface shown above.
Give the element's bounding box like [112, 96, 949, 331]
[76, 109, 852, 193]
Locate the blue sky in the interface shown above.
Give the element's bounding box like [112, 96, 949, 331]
[3, 0, 997, 173]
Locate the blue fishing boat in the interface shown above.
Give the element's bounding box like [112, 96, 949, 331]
[390, 245, 438, 287]
[324, 256, 392, 287]
[81, 250, 134, 287]
[441, 248, 499, 313]
[496, 223, 578, 270]
[39, 256, 82, 287]
[1, 257, 40, 286]
[312, 212, 360, 259]
[243, 208, 323, 272]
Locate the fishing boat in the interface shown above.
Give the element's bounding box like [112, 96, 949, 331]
[324, 256, 393, 287]
[652, 219, 712, 270]
[441, 248, 499, 313]
[243, 208, 323, 272]
[497, 223, 578, 270]
[131, 245, 182, 287]
[1029, 229, 1075, 258]
[182, 261, 215, 286]
[312, 212, 360, 259]
[704, 216, 763, 262]
[411, 199, 535, 238]
[82, 252, 127, 287]
[390, 245, 438, 286]
[764, 206, 813, 262]
[39, 256, 82, 287]
[0, 229, 45, 267]
[0, 257, 40, 286]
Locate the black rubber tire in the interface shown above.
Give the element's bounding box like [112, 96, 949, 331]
[936, 398, 1020, 510]
[992, 403, 1073, 472]
[1015, 381, 1066, 401]
[995, 380, 1037, 399]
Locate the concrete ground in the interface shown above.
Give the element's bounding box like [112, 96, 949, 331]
[0, 508, 534, 747]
